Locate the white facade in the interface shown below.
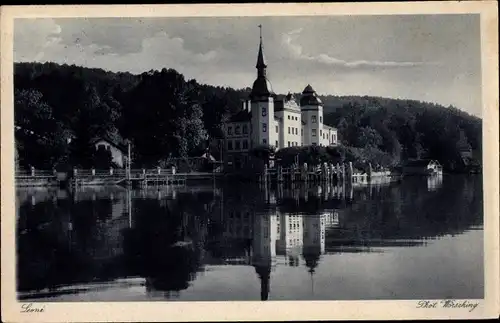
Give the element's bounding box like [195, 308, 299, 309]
[224, 33, 338, 157]
[93, 139, 126, 168]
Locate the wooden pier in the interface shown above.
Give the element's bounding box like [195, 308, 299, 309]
[259, 162, 400, 186]
[15, 161, 400, 188]
[15, 167, 222, 188]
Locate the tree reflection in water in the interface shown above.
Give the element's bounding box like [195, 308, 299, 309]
[16, 175, 482, 300]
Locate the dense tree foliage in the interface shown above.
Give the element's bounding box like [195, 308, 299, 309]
[322, 97, 481, 172]
[14, 62, 481, 172]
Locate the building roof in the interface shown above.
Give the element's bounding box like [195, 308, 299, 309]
[256, 35, 267, 69]
[302, 84, 315, 94]
[91, 132, 128, 152]
[251, 77, 274, 98]
[229, 109, 252, 122]
[300, 84, 323, 106]
[250, 28, 274, 99]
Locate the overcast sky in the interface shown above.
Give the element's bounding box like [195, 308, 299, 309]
[14, 15, 481, 117]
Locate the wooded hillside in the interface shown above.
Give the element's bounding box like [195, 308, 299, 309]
[14, 62, 481, 172]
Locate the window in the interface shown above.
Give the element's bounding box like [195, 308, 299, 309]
[243, 140, 248, 149]
[312, 129, 317, 136]
[262, 107, 267, 116]
[295, 128, 298, 135]
[288, 115, 290, 120]
[327, 133, 329, 139]
[263, 139, 267, 144]
[276, 125, 279, 133]
[263, 123, 267, 132]
[228, 140, 233, 150]
[320, 129, 322, 137]
[312, 115, 317, 123]
[235, 126, 241, 135]
[320, 116, 323, 123]
[275, 140, 279, 148]
[228, 126, 233, 135]
[301, 129, 303, 136]
[243, 125, 248, 134]
[235, 140, 241, 150]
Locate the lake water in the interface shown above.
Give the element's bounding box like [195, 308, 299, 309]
[16, 175, 483, 301]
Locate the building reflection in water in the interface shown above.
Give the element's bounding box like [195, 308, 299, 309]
[221, 184, 341, 300]
[16, 176, 483, 301]
[427, 174, 443, 192]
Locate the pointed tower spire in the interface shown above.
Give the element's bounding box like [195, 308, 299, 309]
[250, 24, 273, 100]
[256, 24, 267, 71]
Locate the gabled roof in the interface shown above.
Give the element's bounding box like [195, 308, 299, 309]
[91, 134, 127, 153]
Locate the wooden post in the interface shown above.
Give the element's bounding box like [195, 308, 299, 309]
[368, 162, 373, 181]
[31, 166, 35, 177]
[157, 166, 161, 175]
[348, 162, 353, 184]
[110, 167, 113, 176]
[91, 168, 95, 176]
[303, 162, 308, 183]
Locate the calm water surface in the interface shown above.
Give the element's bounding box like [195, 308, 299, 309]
[16, 175, 483, 301]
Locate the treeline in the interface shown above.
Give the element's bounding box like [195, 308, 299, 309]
[322, 96, 481, 171]
[14, 62, 481, 172]
[14, 62, 250, 169]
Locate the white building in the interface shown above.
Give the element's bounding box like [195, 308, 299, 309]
[224, 30, 339, 170]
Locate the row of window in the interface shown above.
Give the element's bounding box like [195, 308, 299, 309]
[323, 132, 337, 141]
[288, 141, 299, 147]
[311, 116, 323, 123]
[227, 124, 248, 136]
[311, 129, 335, 139]
[287, 115, 299, 121]
[288, 127, 299, 135]
[227, 139, 249, 151]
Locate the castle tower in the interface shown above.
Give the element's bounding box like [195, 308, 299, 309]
[300, 84, 324, 146]
[250, 25, 277, 148]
